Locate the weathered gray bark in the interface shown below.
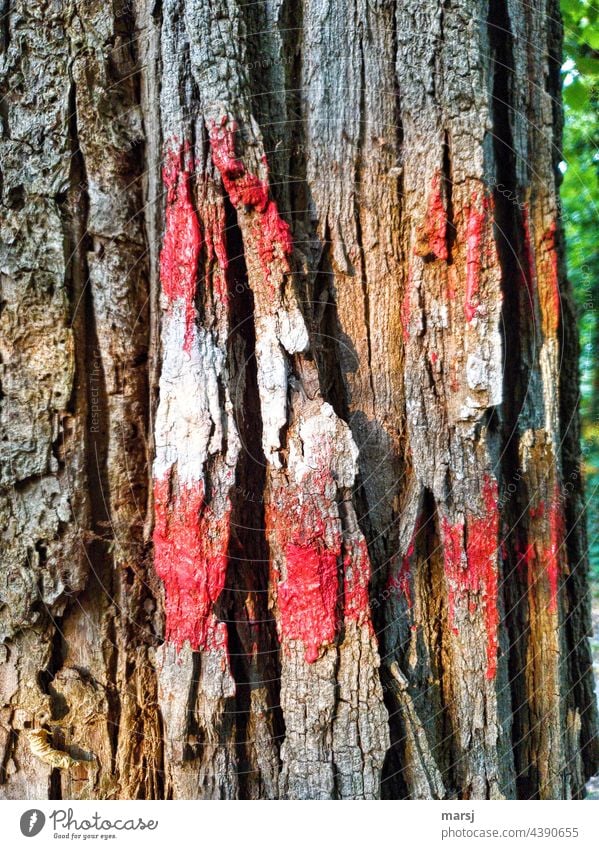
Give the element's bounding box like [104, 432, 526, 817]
[0, 0, 596, 800]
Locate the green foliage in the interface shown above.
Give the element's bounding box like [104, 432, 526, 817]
[560, 0, 599, 582]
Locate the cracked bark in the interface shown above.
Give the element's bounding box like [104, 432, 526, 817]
[0, 0, 596, 799]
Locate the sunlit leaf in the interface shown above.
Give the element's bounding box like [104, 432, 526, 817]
[564, 79, 590, 109]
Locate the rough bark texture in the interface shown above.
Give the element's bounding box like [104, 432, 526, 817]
[0, 0, 597, 800]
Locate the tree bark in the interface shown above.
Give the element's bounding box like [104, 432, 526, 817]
[0, 0, 596, 800]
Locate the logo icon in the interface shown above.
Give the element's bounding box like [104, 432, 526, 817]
[19, 810, 46, 837]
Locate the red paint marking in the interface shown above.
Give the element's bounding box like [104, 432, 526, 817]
[425, 171, 448, 260]
[160, 144, 202, 351]
[268, 439, 377, 660]
[541, 221, 560, 334]
[464, 192, 490, 322]
[209, 118, 292, 293]
[529, 500, 545, 521]
[153, 476, 230, 652]
[208, 119, 267, 208]
[392, 521, 420, 610]
[523, 541, 537, 577]
[280, 542, 338, 663]
[441, 475, 499, 679]
[430, 350, 438, 366]
[271, 501, 340, 663]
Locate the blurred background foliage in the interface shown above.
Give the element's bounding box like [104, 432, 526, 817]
[560, 0, 598, 585]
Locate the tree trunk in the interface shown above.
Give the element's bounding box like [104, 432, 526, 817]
[0, 0, 596, 800]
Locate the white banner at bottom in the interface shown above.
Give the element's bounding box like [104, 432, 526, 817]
[0, 799, 596, 848]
